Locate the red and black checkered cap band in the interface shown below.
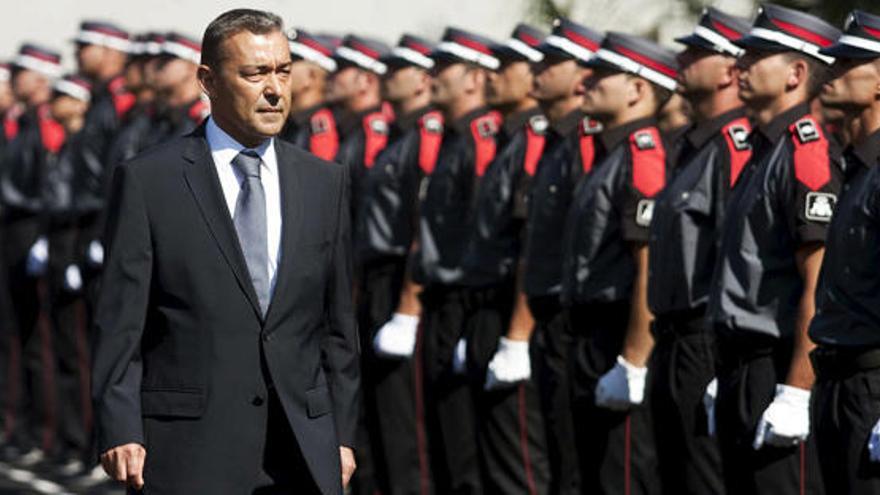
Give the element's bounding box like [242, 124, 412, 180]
[14, 44, 62, 78]
[593, 32, 678, 90]
[289, 28, 337, 72]
[76, 21, 131, 52]
[544, 18, 602, 62]
[162, 33, 201, 64]
[434, 27, 500, 70]
[54, 75, 92, 102]
[336, 36, 390, 75]
[743, 3, 841, 64]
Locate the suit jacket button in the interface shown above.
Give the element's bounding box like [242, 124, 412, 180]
[252, 395, 265, 406]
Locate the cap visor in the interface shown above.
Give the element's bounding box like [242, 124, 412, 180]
[675, 34, 719, 53]
[820, 43, 880, 60]
[581, 56, 621, 71]
[490, 46, 530, 65]
[733, 35, 788, 53]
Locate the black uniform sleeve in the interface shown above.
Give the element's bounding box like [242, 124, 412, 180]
[621, 132, 667, 243]
[783, 130, 842, 245]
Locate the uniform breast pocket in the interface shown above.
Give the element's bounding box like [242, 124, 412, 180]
[673, 189, 711, 218]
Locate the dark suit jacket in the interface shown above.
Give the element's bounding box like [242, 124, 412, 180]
[91, 124, 360, 495]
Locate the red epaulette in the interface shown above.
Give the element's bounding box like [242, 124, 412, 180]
[579, 117, 603, 174]
[788, 116, 831, 191]
[188, 99, 210, 124]
[523, 114, 547, 176]
[108, 76, 136, 120]
[721, 117, 752, 187]
[3, 108, 21, 141]
[362, 111, 390, 168]
[381, 101, 396, 124]
[629, 126, 666, 197]
[418, 110, 444, 175]
[37, 105, 65, 154]
[470, 110, 502, 177]
[309, 107, 340, 161]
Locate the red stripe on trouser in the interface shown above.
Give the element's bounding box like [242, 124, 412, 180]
[413, 320, 430, 495]
[36, 279, 57, 453]
[74, 300, 92, 435]
[518, 383, 537, 495]
[624, 414, 632, 495]
[799, 443, 805, 495]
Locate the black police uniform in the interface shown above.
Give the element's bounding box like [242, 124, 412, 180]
[354, 105, 441, 495]
[335, 105, 390, 229]
[707, 102, 841, 495]
[280, 103, 341, 162]
[415, 106, 500, 494]
[562, 116, 666, 495]
[647, 108, 751, 494]
[524, 109, 594, 495]
[459, 107, 551, 495]
[810, 129, 880, 493]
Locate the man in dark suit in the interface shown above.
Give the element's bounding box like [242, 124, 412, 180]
[91, 9, 360, 494]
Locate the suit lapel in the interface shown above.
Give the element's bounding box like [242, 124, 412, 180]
[264, 140, 302, 324]
[181, 126, 263, 321]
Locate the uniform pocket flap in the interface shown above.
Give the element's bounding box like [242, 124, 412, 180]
[141, 388, 206, 418]
[306, 386, 332, 418]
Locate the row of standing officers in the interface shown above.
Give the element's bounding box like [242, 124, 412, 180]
[3, 3, 880, 494]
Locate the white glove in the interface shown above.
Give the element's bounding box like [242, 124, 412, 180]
[868, 419, 880, 462]
[704, 378, 718, 436]
[595, 355, 648, 411]
[87, 240, 104, 267]
[26, 237, 49, 276]
[753, 384, 811, 450]
[451, 338, 467, 375]
[63, 265, 83, 292]
[485, 337, 531, 390]
[372, 313, 419, 359]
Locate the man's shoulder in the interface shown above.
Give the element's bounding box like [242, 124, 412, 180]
[119, 134, 195, 184]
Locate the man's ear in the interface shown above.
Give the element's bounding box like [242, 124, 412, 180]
[786, 58, 808, 92]
[719, 58, 738, 89]
[627, 76, 646, 107]
[197, 65, 214, 98]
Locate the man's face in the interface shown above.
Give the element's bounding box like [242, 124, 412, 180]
[486, 60, 533, 106]
[288, 60, 317, 98]
[531, 57, 584, 102]
[199, 29, 292, 145]
[431, 61, 468, 108]
[737, 49, 792, 106]
[76, 43, 105, 78]
[155, 57, 197, 107]
[581, 68, 631, 120]
[0, 80, 13, 113]
[677, 46, 734, 97]
[328, 66, 364, 107]
[382, 65, 425, 103]
[11, 69, 49, 107]
[821, 58, 880, 112]
[50, 94, 87, 122]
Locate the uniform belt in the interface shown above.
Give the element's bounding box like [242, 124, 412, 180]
[811, 346, 880, 378]
[652, 309, 707, 339]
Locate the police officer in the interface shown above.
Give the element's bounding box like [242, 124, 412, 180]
[809, 10, 880, 493]
[646, 8, 751, 494]
[1, 43, 64, 462]
[149, 32, 208, 142]
[281, 29, 341, 161]
[353, 33, 438, 495]
[706, 5, 842, 494]
[415, 27, 501, 494]
[565, 32, 677, 494]
[458, 23, 551, 495]
[525, 18, 602, 495]
[0, 63, 15, 151]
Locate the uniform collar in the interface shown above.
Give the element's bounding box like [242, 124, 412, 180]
[686, 107, 748, 150]
[848, 128, 880, 171]
[338, 104, 383, 136]
[550, 109, 585, 138]
[393, 105, 434, 133]
[599, 116, 657, 152]
[756, 102, 811, 142]
[449, 106, 491, 134]
[289, 103, 328, 127]
[501, 106, 542, 138]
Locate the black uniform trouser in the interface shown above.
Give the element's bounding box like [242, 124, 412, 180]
[463, 284, 549, 495]
[420, 285, 481, 494]
[715, 332, 824, 495]
[530, 296, 580, 495]
[47, 219, 91, 459]
[0, 224, 17, 440]
[649, 314, 724, 495]
[2, 212, 55, 453]
[357, 257, 431, 495]
[812, 347, 880, 494]
[568, 302, 660, 495]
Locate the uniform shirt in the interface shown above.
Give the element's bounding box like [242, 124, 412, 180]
[205, 116, 282, 294]
[355, 105, 440, 264]
[522, 110, 592, 298]
[648, 108, 751, 317]
[708, 103, 843, 338]
[810, 130, 880, 347]
[335, 105, 391, 226]
[561, 117, 667, 306]
[413, 106, 500, 286]
[280, 103, 340, 162]
[460, 107, 545, 288]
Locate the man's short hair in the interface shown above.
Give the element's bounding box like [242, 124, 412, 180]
[781, 51, 832, 100]
[201, 9, 284, 69]
[626, 73, 674, 111]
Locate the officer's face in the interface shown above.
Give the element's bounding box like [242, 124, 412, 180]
[11, 69, 51, 107]
[288, 60, 323, 101]
[155, 58, 198, 108]
[430, 61, 469, 108]
[198, 29, 292, 147]
[0, 81, 13, 114]
[581, 68, 632, 120]
[50, 94, 88, 124]
[76, 43, 106, 78]
[677, 47, 737, 98]
[820, 58, 880, 112]
[531, 58, 585, 102]
[382, 65, 428, 103]
[486, 60, 533, 107]
[329, 66, 369, 107]
[736, 50, 793, 106]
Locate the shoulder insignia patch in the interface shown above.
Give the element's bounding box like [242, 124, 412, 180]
[805, 192, 836, 222]
[788, 116, 830, 191]
[794, 118, 820, 144]
[727, 124, 750, 151]
[528, 114, 548, 135]
[629, 126, 666, 197]
[582, 118, 603, 135]
[635, 199, 655, 227]
[633, 130, 656, 150]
